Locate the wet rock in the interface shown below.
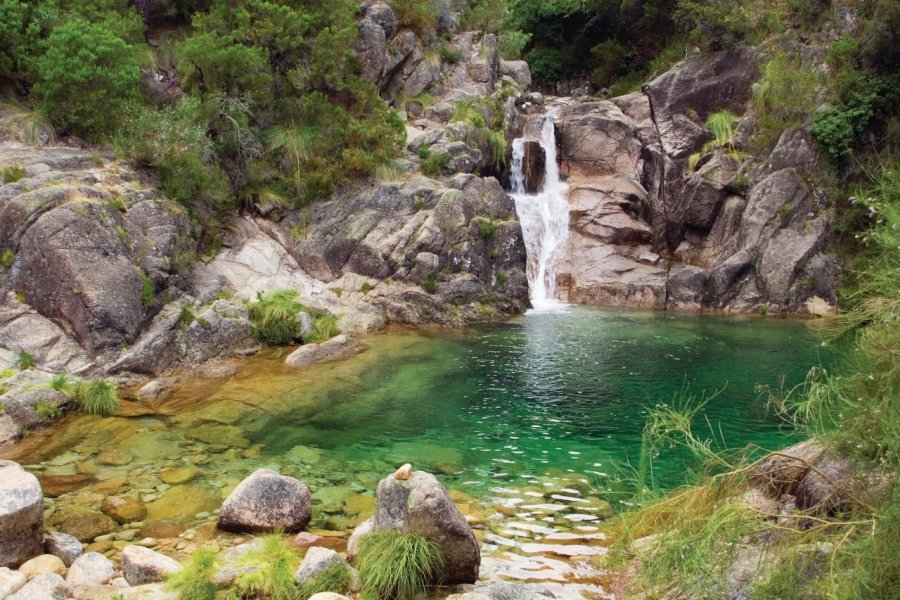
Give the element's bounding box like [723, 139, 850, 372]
[0, 461, 44, 568]
[159, 467, 197, 485]
[349, 470, 479, 584]
[66, 552, 117, 587]
[285, 336, 350, 367]
[39, 474, 97, 499]
[217, 469, 312, 534]
[96, 451, 133, 467]
[44, 532, 82, 567]
[120, 546, 181, 585]
[293, 532, 346, 552]
[293, 547, 347, 585]
[135, 379, 177, 403]
[101, 497, 148, 525]
[749, 440, 826, 497]
[58, 512, 116, 543]
[19, 554, 66, 579]
[0, 567, 27, 597]
[7, 572, 71, 600]
[308, 594, 350, 600]
[445, 582, 555, 599]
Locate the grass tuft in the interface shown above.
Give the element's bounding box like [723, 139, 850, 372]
[249, 290, 304, 345]
[167, 547, 219, 600]
[234, 533, 299, 600]
[355, 530, 444, 600]
[297, 562, 351, 599]
[74, 380, 119, 416]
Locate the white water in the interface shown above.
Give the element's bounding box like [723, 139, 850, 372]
[510, 116, 570, 313]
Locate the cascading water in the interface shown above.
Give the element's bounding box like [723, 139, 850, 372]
[510, 115, 570, 312]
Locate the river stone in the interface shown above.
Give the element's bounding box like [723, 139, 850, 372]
[101, 496, 148, 525]
[293, 547, 347, 585]
[308, 594, 350, 600]
[0, 461, 44, 568]
[38, 475, 97, 498]
[217, 469, 312, 533]
[349, 470, 479, 584]
[58, 512, 116, 543]
[0, 567, 27, 598]
[96, 451, 133, 467]
[120, 545, 181, 585]
[159, 467, 198, 485]
[284, 336, 350, 367]
[44, 532, 82, 567]
[19, 554, 66, 579]
[66, 552, 117, 587]
[7, 572, 71, 600]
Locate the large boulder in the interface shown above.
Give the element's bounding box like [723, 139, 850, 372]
[120, 546, 181, 585]
[284, 336, 350, 367]
[0, 461, 44, 568]
[349, 469, 479, 585]
[217, 469, 312, 533]
[66, 552, 117, 587]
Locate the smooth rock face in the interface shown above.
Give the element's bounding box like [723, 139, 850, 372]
[7, 572, 71, 600]
[285, 336, 350, 367]
[351, 470, 479, 584]
[120, 546, 181, 585]
[0, 567, 27, 598]
[18, 554, 66, 579]
[43, 532, 82, 568]
[217, 469, 312, 533]
[293, 547, 346, 585]
[0, 461, 44, 568]
[66, 552, 117, 587]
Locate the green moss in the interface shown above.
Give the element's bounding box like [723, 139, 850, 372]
[355, 531, 444, 600]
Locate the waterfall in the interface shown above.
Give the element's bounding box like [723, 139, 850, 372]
[510, 116, 569, 313]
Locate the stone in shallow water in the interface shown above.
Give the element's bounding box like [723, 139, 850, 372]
[101, 496, 147, 525]
[38, 474, 97, 498]
[44, 532, 82, 567]
[217, 469, 312, 534]
[293, 546, 347, 585]
[188, 424, 249, 448]
[0, 461, 44, 568]
[58, 512, 116, 543]
[66, 552, 117, 586]
[146, 485, 218, 523]
[96, 450, 133, 466]
[159, 467, 198, 485]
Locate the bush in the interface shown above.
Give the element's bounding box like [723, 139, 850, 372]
[355, 531, 444, 600]
[424, 273, 438, 294]
[675, 0, 751, 51]
[391, 0, 437, 40]
[234, 534, 299, 600]
[248, 290, 304, 346]
[810, 98, 875, 162]
[18, 351, 34, 370]
[499, 30, 531, 60]
[32, 19, 141, 139]
[167, 547, 219, 600]
[2, 164, 25, 183]
[48, 374, 69, 392]
[524, 48, 569, 84]
[75, 380, 119, 416]
[308, 314, 339, 344]
[753, 52, 819, 150]
[476, 217, 498, 240]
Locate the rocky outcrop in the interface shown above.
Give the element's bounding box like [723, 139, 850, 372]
[541, 48, 836, 314]
[0, 461, 43, 568]
[217, 469, 312, 533]
[349, 469, 479, 585]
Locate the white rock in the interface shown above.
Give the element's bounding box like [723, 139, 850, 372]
[293, 547, 346, 585]
[66, 553, 117, 587]
[120, 546, 181, 585]
[7, 572, 70, 600]
[0, 567, 27, 598]
[0, 461, 44, 568]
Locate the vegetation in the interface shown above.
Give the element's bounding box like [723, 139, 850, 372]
[234, 534, 300, 600]
[74, 380, 120, 416]
[17, 351, 34, 370]
[167, 547, 219, 600]
[355, 531, 444, 600]
[249, 289, 338, 346]
[420, 151, 450, 176]
[752, 52, 819, 150]
[0, 249, 14, 268]
[2, 164, 25, 183]
[297, 563, 352, 599]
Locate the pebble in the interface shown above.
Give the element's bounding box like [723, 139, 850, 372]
[135, 537, 157, 547]
[141, 494, 159, 503]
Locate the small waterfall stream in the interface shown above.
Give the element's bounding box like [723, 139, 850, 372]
[510, 116, 570, 312]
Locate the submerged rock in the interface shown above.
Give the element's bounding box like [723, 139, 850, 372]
[101, 496, 148, 525]
[58, 512, 116, 543]
[349, 469, 479, 584]
[217, 469, 312, 533]
[285, 335, 350, 367]
[0, 461, 44, 568]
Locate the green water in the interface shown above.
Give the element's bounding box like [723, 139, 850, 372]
[3, 307, 826, 594]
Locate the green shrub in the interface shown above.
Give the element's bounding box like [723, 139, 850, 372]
[421, 152, 450, 176]
[476, 217, 498, 240]
[361, 282, 374, 294]
[249, 290, 304, 346]
[32, 19, 141, 139]
[297, 563, 351, 600]
[424, 273, 438, 294]
[234, 534, 299, 600]
[753, 52, 819, 150]
[75, 380, 119, 416]
[675, 0, 751, 51]
[391, 0, 437, 40]
[524, 48, 569, 84]
[139, 274, 155, 304]
[308, 314, 339, 344]
[0, 249, 14, 268]
[438, 44, 462, 64]
[34, 400, 61, 421]
[2, 164, 25, 183]
[499, 30, 531, 61]
[167, 547, 219, 600]
[48, 374, 69, 392]
[18, 351, 34, 370]
[355, 531, 444, 600]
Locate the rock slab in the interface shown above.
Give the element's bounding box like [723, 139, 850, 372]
[217, 469, 312, 533]
[0, 461, 44, 568]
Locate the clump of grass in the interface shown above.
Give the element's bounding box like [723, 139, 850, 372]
[424, 273, 438, 294]
[74, 380, 119, 416]
[167, 547, 219, 600]
[139, 274, 155, 304]
[34, 400, 62, 421]
[421, 151, 450, 177]
[2, 163, 26, 184]
[18, 351, 34, 370]
[355, 531, 444, 600]
[249, 290, 304, 345]
[179, 305, 196, 330]
[0, 249, 14, 268]
[48, 374, 69, 392]
[297, 562, 351, 599]
[361, 281, 373, 294]
[706, 110, 738, 148]
[307, 314, 339, 344]
[475, 217, 498, 240]
[753, 52, 819, 150]
[234, 534, 299, 600]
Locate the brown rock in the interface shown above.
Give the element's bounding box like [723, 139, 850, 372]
[159, 467, 198, 485]
[58, 512, 116, 542]
[394, 464, 412, 481]
[38, 474, 97, 498]
[101, 496, 147, 525]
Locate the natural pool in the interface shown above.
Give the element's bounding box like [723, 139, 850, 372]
[2, 307, 827, 598]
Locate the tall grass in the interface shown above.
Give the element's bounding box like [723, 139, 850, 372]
[74, 380, 119, 416]
[297, 563, 351, 599]
[167, 547, 219, 600]
[355, 531, 444, 600]
[753, 52, 819, 150]
[234, 534, 299, 600]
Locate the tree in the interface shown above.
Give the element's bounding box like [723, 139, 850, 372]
[32, 19, 141, 139]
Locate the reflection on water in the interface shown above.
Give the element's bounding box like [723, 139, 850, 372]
[2, 307, 825, 598]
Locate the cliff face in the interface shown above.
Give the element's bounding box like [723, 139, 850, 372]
[545, 48, 836, 315]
